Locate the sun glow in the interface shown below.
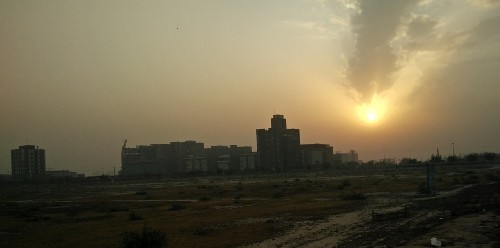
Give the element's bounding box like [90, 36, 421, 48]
[366, 111, 377, 122]
[358, 96, 386, 124]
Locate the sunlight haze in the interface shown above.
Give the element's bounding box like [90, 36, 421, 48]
[1, 0, 500, 175]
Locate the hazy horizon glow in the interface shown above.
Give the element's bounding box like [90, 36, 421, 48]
[1, 0, 500, 175]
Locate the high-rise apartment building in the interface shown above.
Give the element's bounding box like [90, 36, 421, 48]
[11, 145, 46, 180]
[256, 114, 301, 170]
[121, 140, 205, 176]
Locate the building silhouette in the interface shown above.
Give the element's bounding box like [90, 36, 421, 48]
[256, 114, 301, 170]
[11, 145, 46, 180]
[332, 150, 359, 164]
[121, 140, 204, 176]
[121, 140, 255, 176]
[46, 170, 84, 179]
[301, 144, 333, 169]
[203, 145, 252, 172]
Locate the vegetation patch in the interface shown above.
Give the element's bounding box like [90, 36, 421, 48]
[169, 203, 186, 211]
[340, 192, 367, 201]
[122, 225, 168, 248]
[129, 211, 143, 221]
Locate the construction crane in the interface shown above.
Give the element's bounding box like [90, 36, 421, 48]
[122, 139, 127, 149]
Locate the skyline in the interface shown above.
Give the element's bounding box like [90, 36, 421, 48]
[2, 0, 500, 175]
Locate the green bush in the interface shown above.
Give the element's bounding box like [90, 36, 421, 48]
[122, 225, 167, 248]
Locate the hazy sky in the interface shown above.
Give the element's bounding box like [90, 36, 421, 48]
[1, 0, 500, 175]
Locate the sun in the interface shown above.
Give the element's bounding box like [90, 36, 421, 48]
[357, 96, 386, 124]
[366, 110, 377, 122]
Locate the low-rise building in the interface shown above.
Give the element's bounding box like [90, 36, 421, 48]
[239, 153, 258, 171]
[46, 170, 84, 178]
[184, 157, 209, 172]
[301, 144, 333, 168]
[332, 150, 359, 164]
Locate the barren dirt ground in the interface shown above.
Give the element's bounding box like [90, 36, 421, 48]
[1, 165, 499, 247]
[245, 182, 500, 248]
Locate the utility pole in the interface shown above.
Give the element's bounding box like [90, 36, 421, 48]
[383, 147, 386, 165]
[452, 142, 455, 157]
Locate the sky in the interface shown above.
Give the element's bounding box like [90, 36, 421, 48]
[1, 0, 500, 175]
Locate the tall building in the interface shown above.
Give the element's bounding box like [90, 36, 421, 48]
[11, 145, 46, 180]
[256, 114, 301, 170]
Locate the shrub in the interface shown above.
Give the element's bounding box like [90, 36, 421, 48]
[340, 192, 367, 201]
[199, 196, 211, 201]
[341, 179, 352, 187]
[272, 192, 283, 198]
[337, 179, 352, 190]
[417, 182, 430, 194]
[129, 211, 143, 221]
[193, 226, 215, 236]
[485, 172, 500, 182]
[463, 175, 479, 184]
[122, 225, 167, 248]
[169, 203, 186, 211]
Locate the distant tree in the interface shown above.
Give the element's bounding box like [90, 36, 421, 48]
[364, 160, 376, 166]
[400, 158, 419, 166]
[346, 161, 360, 166]
[446, 155, 457, 163]
[483, 152, 496, 161]
[465, 153, 479, 162]
[430, 154, 443, 163]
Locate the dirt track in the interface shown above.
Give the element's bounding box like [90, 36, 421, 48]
[245, 182, 500, 247]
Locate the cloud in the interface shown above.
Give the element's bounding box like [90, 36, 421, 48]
[406, 15, 438, 39]
[468, 0, 500, 8]
[409, 15, 500, 114]
[460, 15, 500, 48]
[346, 0, 419, 102]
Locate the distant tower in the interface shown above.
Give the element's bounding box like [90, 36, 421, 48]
[271, 114, 287, 129]
[256, 114, 301, 170]
[11, 145, 46, 180]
